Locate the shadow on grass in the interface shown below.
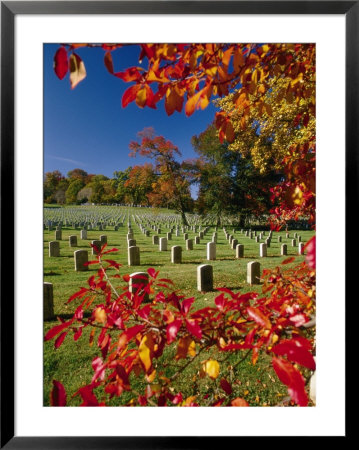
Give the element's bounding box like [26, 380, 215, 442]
[214, 286, 243, 291]
[51, 312, 92, 321]
[44, 272, 61, 276]
[180, 261, 203, 265]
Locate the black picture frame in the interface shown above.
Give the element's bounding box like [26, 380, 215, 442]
[1, 1, 353, 447]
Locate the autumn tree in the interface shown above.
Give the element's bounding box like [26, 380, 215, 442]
[215, 75, 315, 228]
[44, 170, 65, 203]
[67, 168, 88, 183]
[129, 128, 193, 225]
[124, 163, 156, 206]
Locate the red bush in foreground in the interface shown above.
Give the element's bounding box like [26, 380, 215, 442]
[46, 240, 316, 407]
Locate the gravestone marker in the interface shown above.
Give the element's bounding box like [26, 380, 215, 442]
[197, 264, 213, 292]
[128, 246, 140, 266]
[74, 250, 88, 272]
[159, 237, 168, 251]
[281, 244, 288, 256]
[49, 241, 60, 257]
[207, 242, 216, 260]
[171, 245, 182, 263]
[247, 261, 261, 284]
[236, 244, 244, 258]
[43, 282, 55, 321]
[69, 235, 77, 247]
[91, 240, 102, 255]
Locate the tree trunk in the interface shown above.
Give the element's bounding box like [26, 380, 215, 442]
[180, 209, 189, 226]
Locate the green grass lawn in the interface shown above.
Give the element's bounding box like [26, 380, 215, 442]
[44, 208, 315, 406]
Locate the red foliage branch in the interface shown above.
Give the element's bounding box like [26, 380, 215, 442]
[47, 242, 316, 407]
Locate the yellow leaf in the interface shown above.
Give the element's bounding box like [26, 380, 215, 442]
[205, 66, 217, 77]
[203, 360, 220, 379]
[69, 53, 86, 89]
[136, 87, 147, 108]
[139, 333, 155, 372]
[145, 369, 156, 383]
[272, 334, 279, 344]
[94, 307, 107, 324]
[147, 69, 169, 83]
[182, 396, 197, 406]
[188, 340, 196, 357]
[185, 91, 200, 116]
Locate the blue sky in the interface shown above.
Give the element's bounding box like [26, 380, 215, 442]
[44, 44, 218, 181]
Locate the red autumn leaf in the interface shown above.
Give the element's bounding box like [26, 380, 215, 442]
[118, 324, 145, 349]
[272, 339, 316, 370]
[181, 297, 195, 315]
[54, 331, 67, 349]
[272, 356, 308, 406]
[66, 287, 88, 304]
[304, 236, 316, 269]
[115, 67, 142, 82]
[185, 319, 202, 340]
[158, 278, 174, 285]
[122, 84, 141, 108]
[214, 293, 225, 311]
[220, 343, 251, 351]
[137, 305, 151, 320]
[281, 257, 295, 265]
[247, 307, 272, 329]
[169, 392, 183, 405]
[76, 385, 102, 406]
[216, 287, 236, 297]
[54, 46, 68, 80]
[91, 356, 106, 383]
[245, 327, 257, 347]
[289, 314, 308, 327]
[102, 248, 119, 254]
[83, 260, 99, 266]
[212, 398, 226, 406]
[147, 267, 158, 278]
[50, 380, 67, 406]
[44, 319, 74, 341]
[74, 327, 83, 341]
[303, 113, 309, 127]
[220, 378, 232, 395]
[166, 319, 182, 344]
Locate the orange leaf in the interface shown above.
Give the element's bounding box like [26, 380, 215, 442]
[231, 397, 249, 407]
[122, 85, 140, 108]
[104, 52, 114, 74]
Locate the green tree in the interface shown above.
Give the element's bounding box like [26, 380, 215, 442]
[191, 124, 281, 226]
[65, 179, 84, 204]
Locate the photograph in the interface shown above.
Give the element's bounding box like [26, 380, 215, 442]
[43, 42, 316, 408]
